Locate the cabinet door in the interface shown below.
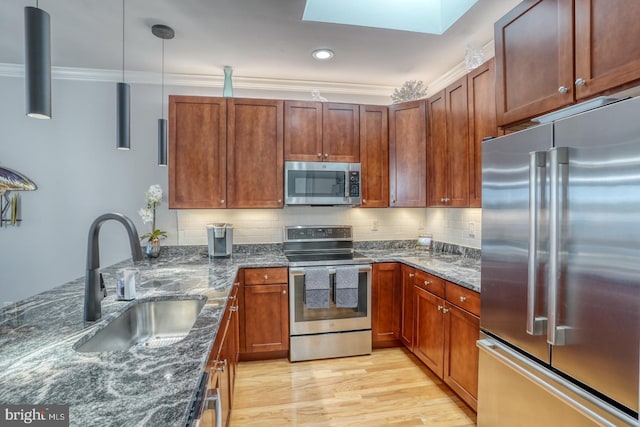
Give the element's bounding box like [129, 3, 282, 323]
[444, 303, 480, 411]
[168, 96, 227, 208]
[284, 101, 323, 161]
[574, 0, 640, 100]
[323, 103, 360, 162]
[359, 105, 389, 208]
[414, 286, 445, 378]
[227, 98, 284, 208]
[445, 76, 470, 207]
[494, 0, 574, 126]
[372, 263, 401, 347]
[400, 265, 416, 349]
[243, 283, 289, 353]
[427, 90, 447, 206]
[389, 100, 427, 207]
[467, 59, 497, 208]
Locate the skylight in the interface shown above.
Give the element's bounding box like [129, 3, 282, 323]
[303, 0, 479, 35]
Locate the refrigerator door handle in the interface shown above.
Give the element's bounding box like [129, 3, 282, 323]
[527, 151, 548, 335]
[548, 147, 571, 345]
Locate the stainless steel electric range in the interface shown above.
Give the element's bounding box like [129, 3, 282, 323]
[284, 225, 372, 362]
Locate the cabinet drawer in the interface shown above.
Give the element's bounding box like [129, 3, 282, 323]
[445, 282, 480, 316]
[414, 270, 445, 298]
[244, 267, 288, 285]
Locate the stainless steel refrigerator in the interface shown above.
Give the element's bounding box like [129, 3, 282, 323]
[478, 96, 640, 426]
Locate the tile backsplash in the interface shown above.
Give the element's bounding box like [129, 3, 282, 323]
[177, 207, 481, 248]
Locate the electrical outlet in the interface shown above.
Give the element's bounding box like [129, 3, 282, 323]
[372, 220, 379, 231]
[468, 222, 475, 237]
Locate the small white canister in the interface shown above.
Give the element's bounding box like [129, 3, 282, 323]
[116, 267, 139, 300]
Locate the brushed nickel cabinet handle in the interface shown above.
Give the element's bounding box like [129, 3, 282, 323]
[264, 274, 268, 280]
[220, 199, 225, 204]
[282, 289, 287, 294]
[324, 153, 329, 158]
[424, 280, 430, 286]
[443, 307, 449, 314]
[409, 273, 415, 278]
[230, 306, 238, 312]
[317, 153, 322, 157]
[278, 199, 282, 203]
[575, 78, 586, 87]
[558, 86, 569, 94]
[459, 295, 467, 302]
[437, 305, 443, 311]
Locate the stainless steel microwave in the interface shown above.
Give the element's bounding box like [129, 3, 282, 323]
[284, 161, 361, 206]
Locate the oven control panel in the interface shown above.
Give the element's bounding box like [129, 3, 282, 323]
[285, 226, 352, 241]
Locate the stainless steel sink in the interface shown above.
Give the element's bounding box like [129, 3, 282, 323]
[75, 297, 206, 352]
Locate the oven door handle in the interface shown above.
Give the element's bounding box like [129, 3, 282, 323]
[289, 265, 372, 276]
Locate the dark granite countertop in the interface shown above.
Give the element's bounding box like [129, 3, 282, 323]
[0, 242, 479, 427]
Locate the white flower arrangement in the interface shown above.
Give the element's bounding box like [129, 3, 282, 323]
[139, 184, 167, 241]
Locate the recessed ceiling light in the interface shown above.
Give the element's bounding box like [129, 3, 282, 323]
[312, 49, 334, 60]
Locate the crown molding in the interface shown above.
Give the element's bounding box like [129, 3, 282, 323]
[426, 40, 495, 96]
[0, 63, 396, 97]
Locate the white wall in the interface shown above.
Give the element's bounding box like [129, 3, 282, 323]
[0, 71, 481, 304]
[424, 208, 481, 249]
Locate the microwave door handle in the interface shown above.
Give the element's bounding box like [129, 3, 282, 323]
[344, 174, 350, 201]
[527, 151, 547, 336]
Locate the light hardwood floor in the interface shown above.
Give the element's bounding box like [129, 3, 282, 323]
[230, 347, 477, 426]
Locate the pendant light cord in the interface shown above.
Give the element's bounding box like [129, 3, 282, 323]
[161, 39, 165, 119]
[122, 0, 125, 82]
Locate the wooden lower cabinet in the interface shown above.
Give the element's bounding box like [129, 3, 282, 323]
[410, 271, 480, 411]
[205, 280, 239, 427]
[444, 302, 480, 411]
[372, 263, 401, 347]
[414, 286, 445, 378]
[240, 268, 289, 357]
[400, 265, 416, 349]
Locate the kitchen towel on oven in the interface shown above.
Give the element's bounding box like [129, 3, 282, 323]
[335, 266, 359, 308]
[304, 267, 330, 309]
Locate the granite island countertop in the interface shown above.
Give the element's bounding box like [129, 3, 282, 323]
[0, 243, 479, 427]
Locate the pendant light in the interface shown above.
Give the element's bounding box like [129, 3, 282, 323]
[152, 24, 174, 166]
[116, 0, 130, 150]
[24, 1, 51, 119]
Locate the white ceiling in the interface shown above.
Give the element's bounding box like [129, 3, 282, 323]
[0, 0, 520, 89]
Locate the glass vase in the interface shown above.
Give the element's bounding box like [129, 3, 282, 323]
[223, 66, 234, 97]
[145, 236, 161, 258]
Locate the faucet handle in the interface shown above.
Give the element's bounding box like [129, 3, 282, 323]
[100, 273, 107, 297]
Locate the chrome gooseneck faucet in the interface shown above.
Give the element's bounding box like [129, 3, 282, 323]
[84, 213, 143, 322]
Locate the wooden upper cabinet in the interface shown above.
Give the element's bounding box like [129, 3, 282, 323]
[323, 103, 360, 162]
[467, 58, 498, 208]
[284, 101, 323, 161]
[494, 0, 574, 127]
[227, 98, 284, 208]
[428, 76, 470, 207]
[168, 96, 227, 208]
[574, 0, 640, 100]
[389, 100, 427, 207]
[496, 0, 640, 127]
[284, 101, 359, 162]
[359, 105, 389, 208]
[427, 90, 448, 207]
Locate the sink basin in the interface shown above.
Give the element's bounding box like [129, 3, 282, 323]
[75, 297, 206, 352]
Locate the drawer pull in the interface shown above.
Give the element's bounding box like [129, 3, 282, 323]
[409, 273, 415, 278]
[437, 305, 443, 311]
[443, 307, 449, 314]
[459, 295, 467, 302]
[230, 306, 238, 312]
[282, 289, 287, 295]
[264, 274, 268, 280]
[424, 280, 430, 285]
